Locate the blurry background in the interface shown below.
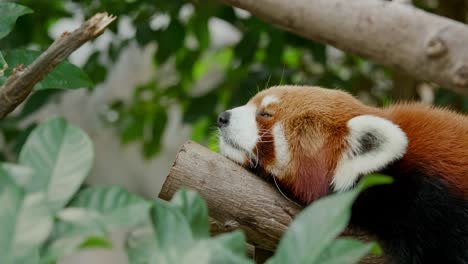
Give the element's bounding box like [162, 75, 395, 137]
[0, 0, 467, 262]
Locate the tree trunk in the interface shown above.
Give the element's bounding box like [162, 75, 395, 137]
[216, 0, 468, 96]
[159, 141, 387, 264]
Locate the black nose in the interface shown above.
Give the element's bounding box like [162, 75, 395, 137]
[217, 111, 231, 128]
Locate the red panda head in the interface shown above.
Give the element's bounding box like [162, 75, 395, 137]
[218, 85, 408, 204]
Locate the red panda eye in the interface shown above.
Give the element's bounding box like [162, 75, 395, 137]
[258, 111, 273, 118]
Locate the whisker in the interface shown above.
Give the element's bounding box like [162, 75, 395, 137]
[273, 176, 302, 207]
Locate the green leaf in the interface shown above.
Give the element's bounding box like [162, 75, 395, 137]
[170, 189, 210, 239]
[1, 49, 93, 90]
[316, 238, 376, 264]
[267, 175, 392, 264]
[13, 193, 53, 262]
[19, 117, 94, 212]
[0, 3, 33, 39]
[79, 236, 113, 249]
[70, 185, 147, 212]
[69, 185, 151, 229]
[151, 199, 194, 252]
[0, 169, 24, 264]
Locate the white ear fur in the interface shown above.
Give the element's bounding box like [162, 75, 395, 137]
[332, 115, 408, 191]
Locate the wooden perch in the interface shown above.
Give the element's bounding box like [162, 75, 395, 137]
[159, 141, 387, 263]
[217, 0, 468, 95]
[0, 13, 116, 119]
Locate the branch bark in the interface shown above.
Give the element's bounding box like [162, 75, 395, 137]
[217, 0, 468, 95]
[0, 13, 116, 119]
[159, 141, 387, 264]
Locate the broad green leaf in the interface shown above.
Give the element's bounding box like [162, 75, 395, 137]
[0, 169, 24, 264]
[13, 193, 53, 262]
[19, 117, 94, 212]
[267, 175, 392, 264]
[70, 185, 147, 213]
[151, 199, 194, 252]
[69, 185, 151, 229]
[0, 3, 33, 39]
[0, 49, 93, 90]
[316, 238, 376, 264]
[170, 189, 210, 239]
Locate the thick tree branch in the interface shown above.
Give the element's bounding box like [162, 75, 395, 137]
[159, 141, 387, 263]
[0, 13, 116, 119]
[217, 0, 468, 95]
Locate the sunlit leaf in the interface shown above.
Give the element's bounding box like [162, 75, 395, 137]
[0, 2, 33, 39]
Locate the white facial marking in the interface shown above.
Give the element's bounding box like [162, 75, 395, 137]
[267, 123, 290, 177]
[332, 115, 408, 191]
[261, 95, 280, 108]
[219, 137, 245, 164]
[218, 105, 258, 163]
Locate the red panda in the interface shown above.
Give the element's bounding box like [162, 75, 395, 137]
[217, 85, 468, 264]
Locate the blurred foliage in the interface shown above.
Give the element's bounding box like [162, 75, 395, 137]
[0, 116, 389, 263]
[0, 0, 467, 161]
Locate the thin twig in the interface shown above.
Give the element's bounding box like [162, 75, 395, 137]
[0, 12, 116, 118]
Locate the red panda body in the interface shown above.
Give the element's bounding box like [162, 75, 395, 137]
[352, 104, 468, 263]
[217, 85, 468, 263]
[385, 104, 468, 195]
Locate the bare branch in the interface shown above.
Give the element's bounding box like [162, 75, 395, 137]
[0, 13, 116, 118]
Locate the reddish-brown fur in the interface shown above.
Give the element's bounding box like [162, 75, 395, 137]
[246, 85, 468, 203]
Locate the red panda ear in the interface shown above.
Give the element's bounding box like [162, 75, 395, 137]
[332, 115, 408, 191]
